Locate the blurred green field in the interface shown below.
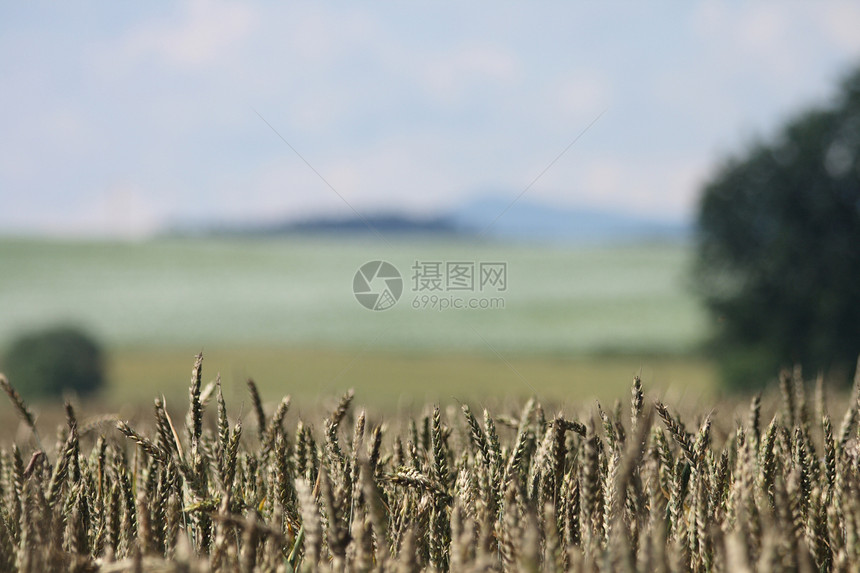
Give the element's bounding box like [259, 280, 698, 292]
[0, 236, 714, 407]
[104, 345, 716, 411]
[0, 236, 706, 351]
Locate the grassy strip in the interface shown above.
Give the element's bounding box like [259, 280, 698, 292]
[104, 345, 716, 409]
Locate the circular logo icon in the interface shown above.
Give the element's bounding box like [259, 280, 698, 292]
[353, 260, 403, 311]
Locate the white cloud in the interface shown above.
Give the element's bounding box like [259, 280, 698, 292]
[121, 0, 256, 68]
[821, 2, 860, 52]
[691, 3, 860, 88]
[421, 44, 522, 105]
[529, 153, 711, 221]
[552, 73, 611, 121]
[15, 183, 163, 239]
[93, 184, 163, 238]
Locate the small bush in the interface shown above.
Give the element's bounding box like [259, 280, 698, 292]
[2, 325, 105, 399]
[711, 341, 781, 392]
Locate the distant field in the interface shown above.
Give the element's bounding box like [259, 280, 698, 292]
[0, 236, 707, 352]
[0, 236, 714, 405]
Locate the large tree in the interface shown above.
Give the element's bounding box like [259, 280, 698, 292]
[694, 66, 860, 389]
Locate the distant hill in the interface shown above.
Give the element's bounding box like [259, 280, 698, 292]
[220, 213, 462, 237]
[196, 194, 690, 244]
[450, 195, 690, 243]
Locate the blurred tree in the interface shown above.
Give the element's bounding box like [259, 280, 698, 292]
[694, 65, 860, 390]
[2, 325, 105, 399]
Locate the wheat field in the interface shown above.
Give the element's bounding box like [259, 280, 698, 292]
[1, 355, 859, 572]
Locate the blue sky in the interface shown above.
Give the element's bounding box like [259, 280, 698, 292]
[2, 2, 860, 237]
